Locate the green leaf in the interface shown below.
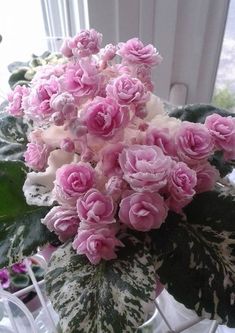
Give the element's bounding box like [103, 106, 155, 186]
[12, 80, 31, 89]
[0, 100, 8, 112]
[209, 151, 234, 178]
[184, 191, 235, 232]
[32, 265, 44, 279]
[8, 68, 30, 88]
[0, 140, 25, 161]
[30, 58, 46, 68]
[152, 191, 235, 327]
[0, 306, 4, 321]
[41, 51, 52, 59]
[0, 160, 56, 268]
[45, 233, 157, 333]
[11, 274, 30, 289]
[8, 61, 29, 73]
[0, 112, 28, 144]
[169, 104, 235, 123]
[0, 111, 28, 161]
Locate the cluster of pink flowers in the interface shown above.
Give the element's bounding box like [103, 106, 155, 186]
[7, 29, 235, 265]
[0, 262, 29, 290]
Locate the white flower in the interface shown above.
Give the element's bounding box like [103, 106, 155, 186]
[149, 114, 182, 135]
[145, 93, 165, 121]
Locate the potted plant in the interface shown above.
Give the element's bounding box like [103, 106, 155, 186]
[0, 29, 234, 332]
[0, 259, 44, 316]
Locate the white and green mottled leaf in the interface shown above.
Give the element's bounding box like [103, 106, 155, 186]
[0, 111, 29, 161]
[0, 112, 29, 144]
[0, 160, 57, 268]
[45, 233, 156, 333]
[152, 191, 235, 327]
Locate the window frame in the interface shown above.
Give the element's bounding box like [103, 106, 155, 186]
[41, 0, 230, 104]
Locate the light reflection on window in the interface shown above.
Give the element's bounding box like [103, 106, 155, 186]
[213, 1, 235, 111]
[0, 0, 47, 102]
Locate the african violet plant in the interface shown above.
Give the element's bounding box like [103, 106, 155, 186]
[0, 260, 44, 292]
[0, 259, 44, 308]
[0, 29, 235, 332]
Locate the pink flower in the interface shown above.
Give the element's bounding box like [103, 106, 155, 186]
[68, 29, 102, 58]
[62, 59, 100, 99]
[33, 64, 66, 82]
[135, 105, 148, 119]
[175, 122, 214, 165]
[11, 262, 28, 274]
[36, 79, 58, 101]
[24, 142, 50, 171]
[81, 147, 94, 163]
[77, 188, 115, 224]
[0, 268, 10, 289]
[24, 77, 59, 122]
[146, 127, 175, 156]
[136, 65, 154, 91]
[50, 92, 77, 124]
[73, 226, 123, 265]
[50, 112, 65, 126]
[105, 176, 127, 200]
[28, 128, 44, 145]
[42, 206, 80, 242]
[119, 145, 172, 192]
[167, 162, 197, 213]
[106, 74, 149, 106]
[55, 163, 95, 204]
[119, 192, 168, 231]
[60, 138, 75, 152]
[81, 97, 129, 139]
[117, 38, 162, 66]
[7, 85, 29, 117]
[205, 114, 235, 160]
[100, 44, 117, 63]
[68, 118, 88, 138]
[60, 38, 73, 57]
[99, 143, 124, 177]
[193, 162, 219, 194]
[115, 64, 132, 76]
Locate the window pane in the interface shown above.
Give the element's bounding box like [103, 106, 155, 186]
[0, 0, 48, 102]
[213, 1, 235, 111]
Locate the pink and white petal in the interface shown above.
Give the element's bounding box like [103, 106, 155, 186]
[23, 149, 80, 206]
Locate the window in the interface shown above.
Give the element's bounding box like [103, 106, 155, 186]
[42, 0, 229, 105]
[1, 0, 231, 108]
[0, 0, 47, 102]
[213, 0, 235, 111]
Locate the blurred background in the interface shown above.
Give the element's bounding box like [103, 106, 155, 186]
[0, 0, 234, 109]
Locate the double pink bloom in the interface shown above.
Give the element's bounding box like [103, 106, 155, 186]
[8, 29, 232, 266]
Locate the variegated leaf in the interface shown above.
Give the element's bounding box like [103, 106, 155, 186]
[45, 234, 157, 333]
[0, 160, 57, 268]
[0, 112, 28, 144]
[0, 111, 29, 161]
[169, 104, 235, 123]
[152, 191, 235, 327]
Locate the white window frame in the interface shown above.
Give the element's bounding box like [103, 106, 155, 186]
[40, 0, 230, 105]
[40, 0, 89, 51]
